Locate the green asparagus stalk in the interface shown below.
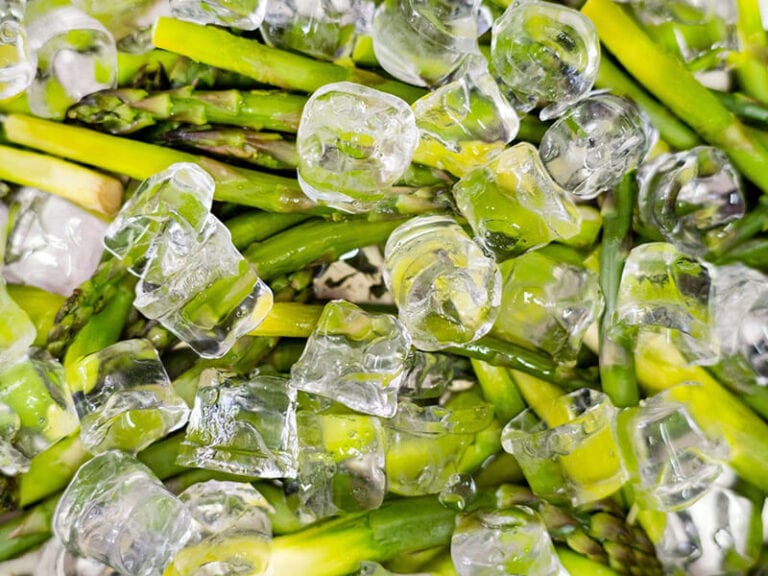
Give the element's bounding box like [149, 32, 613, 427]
[5, 286, 65, 348]
[470, 359, 527, 424]
[734, 0, 768, 104]
[581, 0, 768, 195]
[151, 18, 426, 103]
[226, 212, 312, 251]
[67, 88, 307, 135]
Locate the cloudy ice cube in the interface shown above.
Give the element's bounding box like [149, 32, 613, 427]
[170, 0, 266, 30]
[384, 215, 501, 351]
[290, 300, 410, 417]
[0, 400, 29, 476]
[490, 0, 600, 120]
[178, 369, 299, 478]
[372, 0, 481, 87]
[637, 146, 745, 257]
[68, 339, 189, 455]
[24, 3, 116, 119]
[261, 0, 374, 61]
[4, 188, 110, 297]
[0, 0, 35, 99]
[54, 450, 194, 576]
[453, 142, 582, 259]
[451, 506, 568, 576]
[296, 81, 418, 213]
[540, 93, 657, 199]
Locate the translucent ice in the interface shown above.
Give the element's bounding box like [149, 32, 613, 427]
[618, 394, 724, 511]
[35, 536, 116, 576]
[491, 251, 603, 365]
[24, 0, 116, 119]
[292, 411, 386, 522]
[398, 350, 454, 399]
[4, 187, 110, 297]
[54, 450, 194, 576]
[490, 0, 600, 120]
[168, 480, 273, 576]
[637, 146, 745, 257]
[170, 0, 267, 30]
[386, 399, 493, 495]
[501, 388, 627, 506]
[383, 215, 501, 351]
[0, 400, 29, 475]
[453, 142, 582, 258]
[296, 81, 418, 212]
[738, 293, 768, 385]
[614, 242, 717, 364]
[177, 368, 299, 478]
[0, 0, 35, 99]
[0, 349, 78, 460]
[371, 0, 481, 87]
[439, 473, 476, 511]
[0, 280, 35, 365]
[72, 0, 170, 53]
[451, 506, 568, 576]
[412, 56, 519, 175]
[68, 339, 189, 455]
[104, 163, 273, 358]
[261, 0, 374, 61]
[290, 300, 410, 418]
[540, 93, 657, 199]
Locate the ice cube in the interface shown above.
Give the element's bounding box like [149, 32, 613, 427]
[386, 399, 493, 495]
[68, 339, 189, 455]
[614, 242, 717, 364]
[452, 142, 582, 259]
[0, 400, 29, 475]
[412, 55, 519, 175]
[637, 146, 745, 257]
[399, 350, 454, 399]
[618, 393, 724, 511]
[739, 293, 768, 385]
[291, 411, 386, 522]
[439, 473, 476, 511]
[290, 300, 410, 418]
[371, 0, 481, 87]
[0, 0, 35, 99]
[491, 250, 603, 365]
[4, 188, 110, 297]
[539, 93, 657, 199]
[501, 388, 627, 506]
[490, 0, 600, 120]
[383, 215, 501, 351]
[451, 506, 568, 576]
[168, 480, 273, 576]
[177, 368, 299, 478]
[54, 450, 194, 576]
[170, 0, 265, 29]
[0, 280, 36, 365]
[72, 0, 170, 54]
[296, 81, 419, 213]
[24, 2, 116, 119]
[0, 349, 78, 460]
[260, 0, 374, 61]
[35, 535, 116, 576]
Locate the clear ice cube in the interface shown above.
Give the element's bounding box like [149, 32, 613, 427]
[618, 394, 724, 511]
[490, 0, 600, 120]
[0, 0, 35, 99]
[296, 81, 419, 213]
[539, 93, 657, 199]
[0, 349, 78, 460]
[491, 250, 603, 365]
[614, 242, 718, 364]
[452, 142, 582, 259]
[290, 300, 410, 418]
[637, 146, 745, 257]
[451, 506, 568, 576]
[104, 163, 273, 358]
[4, 187, 110, 297]
[412, 55, 519, 176]
[0, 280, 36, 366]
[739, 293, 768, 386]
[0, 400, 29, 475]
[501, 388, 627, 506]
[68, 339, 189, 455]
[386, 399, 493, 495]
[72, 0, 170, 54]
[177, 368, 299, 478]
[371, 0, 481, 87]
[168, 480, 273, 576]
[384, 215, 501, 351]
[291, 411, 386, 522]
[170, 0, 266, 30]
[439, 473, 476, 511]
[399, 350, 454, 399]
[54, 450, 194, 576]
[35, 535, 116, 576]
[260, 0, 374, 61]
[24, 1, 116, 119]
